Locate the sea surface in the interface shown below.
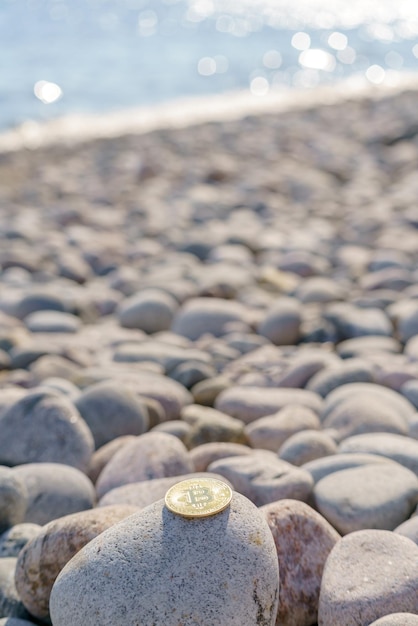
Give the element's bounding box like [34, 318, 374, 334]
[1, 0, 418, 132]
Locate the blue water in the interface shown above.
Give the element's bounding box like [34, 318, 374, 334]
[1, 0, 418, 131]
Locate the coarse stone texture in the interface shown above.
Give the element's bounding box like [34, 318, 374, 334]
[189, 442, 253, 471]
[0, 390, 94, 472]
[0, 525, 41, 558]
[75, 381, 149, 449]
[15, 505, 138, 621]
[96, 432, 193, 498]
[278, 430, 338, 466]
[13, 463, 95, 525]
[117, 289, 178, 333]
[87, 435, 136, 484]
[245, 405, 321, 452]
[0, 469, 27, 535]
[394, 515, 418, 544]
[209, 452, 313, 506]
[0, 559, 30, 621]
[338, 432, 418, 475]
[50, 493, 279, 626]
[314, 464, 418, 534]
[215, 387, 322, 424]
[257, 298, 301, 345]
[181, 404, 247, 447]
[171, 297, 249, 340]
[369, 614, 418, 625]
[98, 472, 231, 508]
[261, 499, 340, 626]
[302, 453, 396, 484]
[318, 530, 418, 626]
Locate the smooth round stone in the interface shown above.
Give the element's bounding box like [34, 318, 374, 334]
[322, 383, 416, 423]
[171, 297, 249, 340]
[0, 469, 27, 534]
[404, 335, 418, 360]
[39, 377, 80, 398]
[215, 387, 323, 425]
[209, 452, 313, 506]
[50, 493, 280, 626]
[29, 354, 80, 382]
[278, 430, 338, 466]
[0, 559, 30, 621]
[169, 360, 216, 389]
[0, 390, 94, 472]
[98, 472, 230, 508]
[96, 432, 193, 498]
[24, 310, 81, 334]
[306, 360, 375, 397]
[302, 453, 397, 484]
[13, 463, 95, 525]
[337, 335, 402, 358]
[181, 404, 247, 448]
[318, 530, 418, 625]
[369, 615, 418, 626]
[0, 525, 40, 558]
[314, 464, 418, 534]
[261, 499, 340, 626]
[117, 289, 179, 333]
[191, 375, 231, 406]
[189, 442, 253, 471]
[322, 397, 409, 440]
[257, 297, 301, 346]
[324, 304, 392, 339]
[0, 390, 26, 420]
[75, 381, 149, 449]
[114, 341, 211, 371]
[12, 292, 66, 320]
[245, 405, 321, 452]
[338, 433, 418, 475]
[87, 435, 136, 483]
[295, 276, 344, 303]
[15, 505, 138, 621]
[394, 515, 418, 544]
[388, 299, 418, 343]
[152, 420, 192, 445]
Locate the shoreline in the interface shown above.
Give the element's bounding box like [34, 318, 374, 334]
[2, 73, 418, 153]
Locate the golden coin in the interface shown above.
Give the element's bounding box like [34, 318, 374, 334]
[165, 477, 232, 519]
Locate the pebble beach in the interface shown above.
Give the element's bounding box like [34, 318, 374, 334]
[0, 83, 418, 625]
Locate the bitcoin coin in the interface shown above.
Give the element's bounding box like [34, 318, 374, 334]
[164, 477, 232, 518]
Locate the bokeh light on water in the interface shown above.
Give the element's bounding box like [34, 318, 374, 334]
[0, 0, 418, 130]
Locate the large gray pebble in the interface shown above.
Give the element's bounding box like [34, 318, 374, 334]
[257, 297, 301, 345]
[302, 452, 397, 484]
[324, 303, 392, 339]
[337, 335, 401, 358]
[314, 464, 418, 534]
[189, 442, 253, 471]
[117, 289, 179, 333]
[245, 405, 320, 452]
[181, 404, 247, 447]
[278, 430, 337, 466]
[318, 530, 418, 625]
[338, 432, 418, 475]
[24, 310, 81, 333]
[12, 292, 67, 320]
[171, 297, 249, 340]
[261, 499, 340, 626]
[0, 390, 94, 472]
[13, 463, 95, 525]
[50, 493, 279, 626]
[96, 432, 193, 498]
[215, 386, 322, 424]
[306, 359, 374, 397]
[209, 452, 313, 506]
[0, 469, 27, 535]
[0, 525, 40, 559]
[75, 381, 149, 449]
[0, 559, 30, 620]
[87, 435, 136, 483]
[394, 515, 418, 544]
